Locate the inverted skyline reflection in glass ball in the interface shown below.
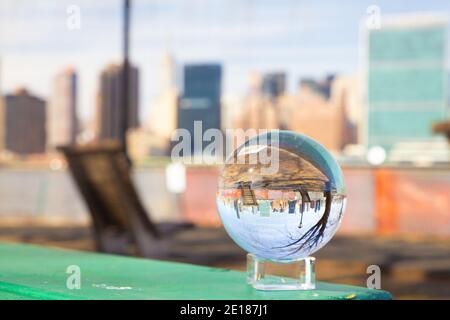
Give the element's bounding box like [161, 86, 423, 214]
[216, 131, 346, 261]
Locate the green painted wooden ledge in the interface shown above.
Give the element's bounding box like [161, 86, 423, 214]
[0, 243, 392, 300]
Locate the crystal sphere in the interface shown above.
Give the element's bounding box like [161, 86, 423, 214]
[216, 131, 346, 261]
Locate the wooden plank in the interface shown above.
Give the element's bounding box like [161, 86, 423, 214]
[0, 243, 392, 300]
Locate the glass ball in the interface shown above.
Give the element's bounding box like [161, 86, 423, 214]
[216, 131, 346, 261]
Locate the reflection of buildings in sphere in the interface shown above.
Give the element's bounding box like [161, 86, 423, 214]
[216, 195, 346, 260]
[217, 141, 345, 260]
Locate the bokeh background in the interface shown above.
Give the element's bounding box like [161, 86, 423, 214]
[0, 0, 450, 299]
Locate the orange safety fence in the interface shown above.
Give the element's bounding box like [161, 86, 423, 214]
[181, 166, 450, 235]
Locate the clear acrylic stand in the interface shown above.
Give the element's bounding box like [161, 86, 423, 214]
[247, 254, 316, 290]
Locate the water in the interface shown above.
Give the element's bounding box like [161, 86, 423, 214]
[0, 168, 178, 223]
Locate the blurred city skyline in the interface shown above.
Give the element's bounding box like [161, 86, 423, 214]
[1, 0, 450, 123]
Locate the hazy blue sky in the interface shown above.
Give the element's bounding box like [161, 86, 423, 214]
[1, 0, 449, 123]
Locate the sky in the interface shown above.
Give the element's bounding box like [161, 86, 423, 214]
[1, 0, 449, 124]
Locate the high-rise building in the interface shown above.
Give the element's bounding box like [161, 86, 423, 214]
[235, 93, 279, 131]
[261, 72, 286, 98]
[96, 63, 139, 140]
[47, 67, 78, 149]
[0, 96, 4, 152]
[147, 54, 178, 142]
[364, 14, 448, 152]
[3, 88, 46, 155]
[0, 58, 4, 152]
[177, 64, 222, 154]
[331, 75, 360, 145]
[234, 72, 280, 132]
[299, 74, 335, 99]
[281, 84, 346, 152]
[221, 94, 242, 130]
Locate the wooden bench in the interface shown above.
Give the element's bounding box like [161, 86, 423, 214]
[58, 142, 243, 265]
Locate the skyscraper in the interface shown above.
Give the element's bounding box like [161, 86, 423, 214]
[0, 96, 4, 152]
[147, 53, 178, 141]
[47, 67, 78, 149]
[299, 75, 335, 99]
[331, 75, 360, 146]
[282, 82, 346, 152]
[233, 72, 279, 132]
[261, 72, 286, 98]
[97, 63, 139, 140]
[365, 14, 448, 152]
[177, 63, 222, 154]
[3, 88, 46, 155]
[0, 58, 4, 152]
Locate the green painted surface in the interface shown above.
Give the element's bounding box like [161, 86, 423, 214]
[0, 243, 392, 300]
